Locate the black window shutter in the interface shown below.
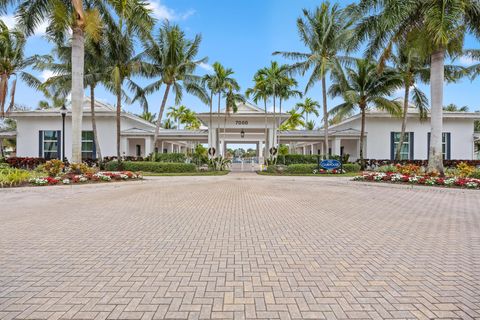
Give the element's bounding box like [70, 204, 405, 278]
[38, 130, 43, 158]
[427, 132, 431, 159]
[390, 132, 395, 160]
[409, 132, 414, 160]
[446, 132, 451, 160]
[57, 130, 61, 159]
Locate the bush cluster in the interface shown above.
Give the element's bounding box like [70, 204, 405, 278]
[149, 153, 186, 163]
[105, 161, 196, 173]
[285, 164, 318, 174]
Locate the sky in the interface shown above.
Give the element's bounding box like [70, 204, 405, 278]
[2, 0, 480, 126]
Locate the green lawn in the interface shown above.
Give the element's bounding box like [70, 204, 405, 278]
[257, 171, 360, 177]
[143, 171, 230, 177]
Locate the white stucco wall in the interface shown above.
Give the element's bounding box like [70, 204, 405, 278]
[332, 115, 476, 160]
[15, 113, 154, 159]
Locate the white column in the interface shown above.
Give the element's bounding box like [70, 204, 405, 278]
[122, 137, 128, 157]
[333, 137, 341, 156]
[144, 137, 151, 157]
[170, 143, 174, 153]
[310, 144, 314, 155]
[160, 141, 164, 153]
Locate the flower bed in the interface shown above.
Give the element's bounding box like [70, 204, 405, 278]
[354, 172, 480, 189]
[28, 171, 142, 187]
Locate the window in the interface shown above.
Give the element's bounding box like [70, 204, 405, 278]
[82, 131, 95, 160]
[42, 130, 60, 160]
[427, 132, 451, 160]
[136, 144, 141, 157]
[391, 132, 414, 160]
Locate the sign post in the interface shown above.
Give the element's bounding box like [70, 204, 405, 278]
[320, 159, 342, 171]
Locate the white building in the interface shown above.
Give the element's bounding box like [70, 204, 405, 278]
[5, 99, 480, 161]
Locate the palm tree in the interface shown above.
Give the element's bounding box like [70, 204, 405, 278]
[102, 15, 150, 161]
[246, 73, 270, 157]
[141, 22, 209, 152]
[281, 110, 305, 130]
[199, 62, 239, 154]
[277, 76, 302, 141]
[305, 120, 316, 130]
[257, 61, 288, 149]
[42, 37, 110, 161]
[274, 2, 353, 159]
[162, 118, 177, 129]
[180, 109, 201, 130]
[353, 0, 480, 173]
[3, 0, 154, 162]
[295, 98, 320, 127]
[0, 21, 44, 116]
[329, 59, 402, 169]
[167, 105, 188, 129]
[443, 104, 469, 112]
[139, 111, 156, 123]
[390, 46, 429, 161]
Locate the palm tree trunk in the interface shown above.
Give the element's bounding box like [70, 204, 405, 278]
[359, 105, 366, 170]
[428, 49, 445, 175]
[154, 83, 171, 154]
[116, 84, 122, 161]
[71, 26, 85, 163]
[273, 95, 277, 159]
[217, 93, 221, 155]
[209, 91, 213, 156]
[395, 84, 410, 161]
[0, 73, 8, 117]
[264, 99, 268, 162]
[322, 76, 329, 159]
[90, 85, 102, 161]
[7, 77, 16, 113]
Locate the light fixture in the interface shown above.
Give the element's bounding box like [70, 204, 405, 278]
[60, 104, 67, 116]
[240, 130, 245, 138]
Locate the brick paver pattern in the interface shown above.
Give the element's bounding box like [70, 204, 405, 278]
[1, 174, 480, 320]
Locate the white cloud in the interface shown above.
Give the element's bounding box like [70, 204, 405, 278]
[458, 55, 477, 66]
[0, 14, 48, 36]
[198, 62, 213, 73]
[146, 1, 195, 21]
[40, 70, 55, 82]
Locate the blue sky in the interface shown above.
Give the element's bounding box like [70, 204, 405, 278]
[2, 0, 480, 125]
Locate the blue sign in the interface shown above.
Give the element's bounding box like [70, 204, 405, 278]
[320, 159, 341, 170]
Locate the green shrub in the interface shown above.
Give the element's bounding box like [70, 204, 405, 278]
[0, 168, 31, 187]
[149, 153, 186, 163]
[279, 154, 319, 165]
[105, 161, 196, 173]
[470, 169, 480, 179]
[377, 165, 398, 173]
[286, 164, 318, 174]
[342, 163, 361, 172]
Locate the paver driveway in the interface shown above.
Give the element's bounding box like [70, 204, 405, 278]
[1, 173, 479, 320]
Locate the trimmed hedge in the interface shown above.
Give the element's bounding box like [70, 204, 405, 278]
[279, 155, 318, 165]
[150, 153, 186, 163]
[285, 164, 318, 174]
[343, 163, 361, 172]
[105, 161, 196, 173]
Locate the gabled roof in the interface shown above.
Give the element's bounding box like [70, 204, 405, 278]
[8, 97, 156, 128]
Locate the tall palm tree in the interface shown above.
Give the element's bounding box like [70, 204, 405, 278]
[305, 120, 316, 130]
[246, 73, 270, 157]
[0, 21, 43, 116]
[199, 62, 238, 154]
[167, 105, 188, 129]
[295, 98, 320, 127]
[42, 37, 110, 161]
[141, 22, 209, 152]
[281, 110, 305, 130]
[390, 46, 429, 161]
[2, 0, 154, 162]
[277, 76, 302, 141]
[257, 61, 288, 149]
[274, 2, 353, 159]
[102, 13, 151, 160]
[353, 0, 480, 173]
[180, 109, 201, 130]
[329, 59, 402, 169]
[162, 118, 176, 129]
